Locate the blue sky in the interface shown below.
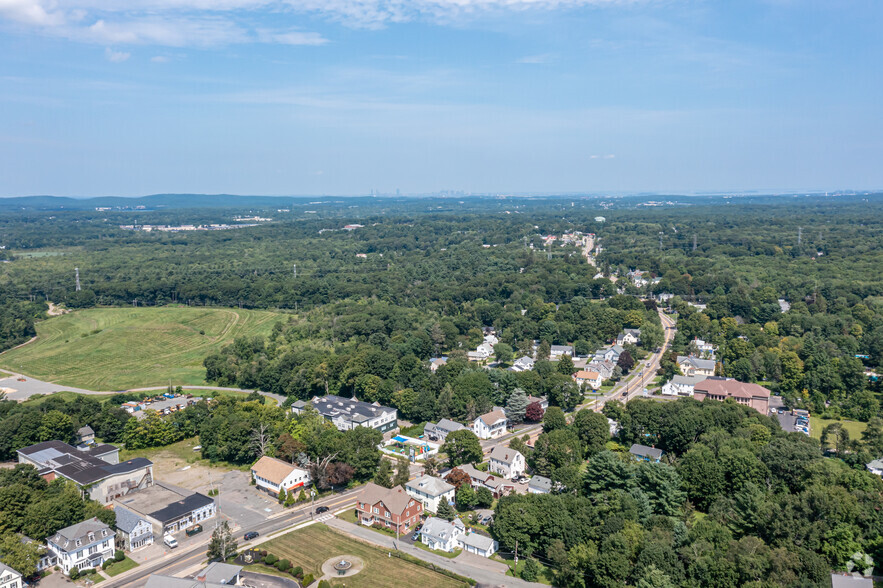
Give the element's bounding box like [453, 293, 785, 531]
[1, 0, 881, 196]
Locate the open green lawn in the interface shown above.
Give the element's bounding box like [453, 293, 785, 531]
[104, 557, 138, 577]
[0, 306, 284, 390]
[260, 524, 468, 588]
[810, 416, 867, 441]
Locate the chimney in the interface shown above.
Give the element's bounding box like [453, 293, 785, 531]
[197, 575, 207, 583]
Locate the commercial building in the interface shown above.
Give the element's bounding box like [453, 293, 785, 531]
[46, 518, 115, 575]
[17, 441, 153, 504]
[114, 483, 216, 537]
[291, 395, 397, 433]
[250, 456, 311, 497]
[693, 379, 771, 414]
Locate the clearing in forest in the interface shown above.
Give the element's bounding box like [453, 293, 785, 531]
[0, 306, 283, 390]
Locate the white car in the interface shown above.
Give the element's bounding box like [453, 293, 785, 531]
[163, 534, 178, 549]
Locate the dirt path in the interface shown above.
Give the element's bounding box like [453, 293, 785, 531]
[46, 302, 68, 316]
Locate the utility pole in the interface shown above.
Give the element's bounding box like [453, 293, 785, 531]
[75, 268, 81, 292]
[658, 232, 664, 251]
[797, 226, 802, 246]
[693, 234, 697, 251]
[514, 539, 518, 572]
[293, 264, 297, 279]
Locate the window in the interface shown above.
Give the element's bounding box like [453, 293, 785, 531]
[373, 507, 379, 514]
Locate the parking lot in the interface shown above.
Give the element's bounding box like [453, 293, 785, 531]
[775, 409, 811, 436]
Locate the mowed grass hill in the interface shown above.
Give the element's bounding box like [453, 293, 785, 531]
[0, 306, 284, 390]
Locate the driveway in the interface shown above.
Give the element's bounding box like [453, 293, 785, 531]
[0, 372, 103, 401]
[213, 470, 287, 532]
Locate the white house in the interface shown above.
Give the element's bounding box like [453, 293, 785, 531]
[291, 395, 397, 434]
[473, 410, 508, 440]
[488, 446, 525, 479]
[483, 333, 499, 346]
[550, 345, 574, 358]
[594, 345, 624, 364]
[527, 475, 552, 494]
[677, 356, 716, 377]
[251, 456, 311, 497]
[661, 374, 708, 397]
[691, 338, 717, 359]
[572, 370, 602, 390]
[424, 419, 468, 443]
[458, 532, 498, 557]
[586, 360, 616, 381]
[510, 356, 535, 372]
[114, 507, 154, 552]
[616, 329, 641, 346]
[419, 517, 465, 552]
[0, 564, 22, 588]
[47, 518, 115, 575]
[866, 459, 883, 477]
[429, 357, 448, 372]
[406, 475, 455, 513]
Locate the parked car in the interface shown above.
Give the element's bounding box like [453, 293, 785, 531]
[315, 506, 330, 514]
[243, 531, 259, 541]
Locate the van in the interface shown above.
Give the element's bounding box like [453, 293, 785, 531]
[164, 535, 178, 549]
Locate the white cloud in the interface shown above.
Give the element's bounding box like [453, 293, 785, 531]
[104, 46, 130, 62]
[150, 55, 169, 62]
[257, 29, 329, 46]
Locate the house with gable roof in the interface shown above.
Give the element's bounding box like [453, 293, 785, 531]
[356, 483, 423, 535]
[472, 409, 507, 440]
[47, 518, 115, 574]
[488, 446, 525, 479]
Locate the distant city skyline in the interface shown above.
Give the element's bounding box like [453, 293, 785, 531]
[1, 0, 881, 197]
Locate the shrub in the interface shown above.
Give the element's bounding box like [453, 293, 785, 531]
[291, 566, 303, 578]
[275, 559, 291, 571]
[102, 561, 111, 570]
[318, 581, 332, 588]
[302, 573, 314, 586]
[521, 558, 540, 582]
[115, 550, 125, 562]
[69, 569, 79, 580]
[264, 554, 278, 565]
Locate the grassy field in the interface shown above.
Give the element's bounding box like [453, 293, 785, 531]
[0, 306, 284, 390]
[104, 556, 139, 577]
[810, 416, 868, 441]
[260, 524, 468, 588]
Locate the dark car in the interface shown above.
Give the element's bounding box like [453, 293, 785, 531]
[315, 506, 330, 514]
[243, 531, 259, 541]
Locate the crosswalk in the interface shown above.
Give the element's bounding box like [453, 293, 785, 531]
[315, 513, 335, 522]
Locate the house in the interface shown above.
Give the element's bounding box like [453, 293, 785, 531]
[473, 409, 508, 440]
[586, 360, 616, 381]
[483, 333, 499, 346]
[406, 475, 455, 513]
[0, 564, 22, 588]
[616, 329, 641, 346]
[424, 419, 468, 443]
[550, 345, 574, 358]
[356, 483, 423, 535]
[455, 464, 516, 498]
[866, 459, 883, 477]
[594, 345, 624, 364]
[250, 456, 311, 497]
[114, 483, 216, 537]
[76, 426, 95, 446]
[830, 574, 873, 588]
[17, 440, 153, 504]
[572, 370, 602, 390]
[527, 475, 552, 494]
[145, 563, 242, 588]
[691, 338, 717, 359]
[419, 517, 465, 553]
[488, 446, 526, 479]
[693, 379, 771, 414]
[630, 444, 663, 462]
[114, 506, 154, 551]
[458, 532, 498, 558]
[291, 395, 397, 433]
[677, 355, 716, 377]
[47, 518, 115, 575]
[525, 395, 549, 409]
[510, 356, 535, 372]
[661, 374, 709, 397]
[429, 357, 448, 372]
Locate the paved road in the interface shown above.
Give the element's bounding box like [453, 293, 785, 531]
[324, 517, 545, 588]
[100, 490, 361, 588]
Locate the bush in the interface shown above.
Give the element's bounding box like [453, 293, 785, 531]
[521, 558, 540, 582]
[69, 569, 79, 580]
[318, 581, 332, 588]
[264, 554, 278, 565]
[115, 550, 125, 562]
[302, 573, 314, 586]
[291, 566, 303, 578]
[275, 559, 291, 571]
[102, 561, 111, 570]
[260, 550, 268, 557]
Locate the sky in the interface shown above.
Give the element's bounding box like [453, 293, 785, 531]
[0, 0, 881, 197]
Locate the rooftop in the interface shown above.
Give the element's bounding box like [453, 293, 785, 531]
[694, 379, 771, 400]
[360, 482, 414, 514]
[460, 532, 496, 551]
[251, 455, 304, 486]
[477, 409, 507, 427]
[630, 444, 664, 460]
[49, 517, 112, 552]
[300, 395, 395, 423]
[115, 483, 213, 524]
[488, 446, 522, 465]
[18, 440, 148, 486]
[406, 474, 455, 497]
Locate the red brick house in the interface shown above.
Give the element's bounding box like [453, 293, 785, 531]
[356, 483, 423, 535]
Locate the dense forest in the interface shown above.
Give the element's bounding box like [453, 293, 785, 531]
[494, 398, 883, 587]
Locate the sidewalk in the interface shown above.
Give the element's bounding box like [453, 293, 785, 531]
[324, 518, 544, 588]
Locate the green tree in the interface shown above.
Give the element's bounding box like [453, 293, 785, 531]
[207, 520, 238, 561]
[572, 409, 610, 456]
[474, 487, 494, 509]
[584, 451, 631, 493]
[494, 343, 514, 365]
[543, 406, 567, 432]
[456, 485, 476, 511]
[634, 462, 685, 516]
[393, 459, 410, 488]
[441, 430, 483, 467]
[557, 355, 575, 375]
[0, 533, 43, 577]
[506, 388, 530, 424]
[38, 411, 75, 443]
[373, 459, 394, 488]
[437, 499, 457, 521]
[521, 558, 541, 582]
[277, 487, 287, 505]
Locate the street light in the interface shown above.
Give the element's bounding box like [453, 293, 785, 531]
[310, 488, 317, 519]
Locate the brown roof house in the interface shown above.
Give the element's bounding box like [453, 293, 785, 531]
[356, 483, 423, 535]
[250, 456, 311, 497]
[693, 379, 771, 414]
[472, 409, 507, 440]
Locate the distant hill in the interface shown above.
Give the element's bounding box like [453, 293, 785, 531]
[0, 194, 338, 211]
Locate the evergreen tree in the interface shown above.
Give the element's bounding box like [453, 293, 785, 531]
[374, 459, 394, 488]
[277, 487, 287, 505]
[557, 355, 575, 375]
[297, 489, 307, 503]
[436, 499, 457, 521]
[506, 388, 530, 424]
[207, 521, 238, 561]
[393, 459, 410, 488]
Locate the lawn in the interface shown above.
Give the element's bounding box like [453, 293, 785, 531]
[104, 557, 138, 577]
[0, 306, 284, 390]
[494, 554, 553, 585]
[810, 416, 868, 441]
[259, 524, 468, 588]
